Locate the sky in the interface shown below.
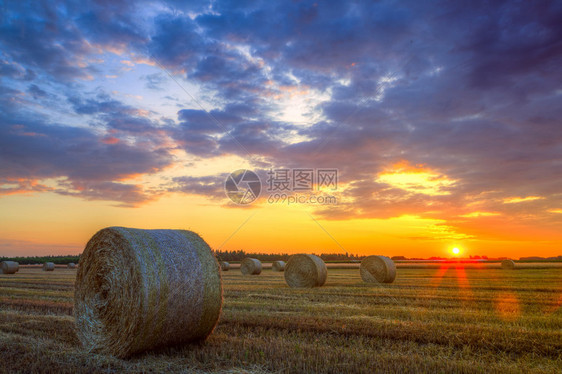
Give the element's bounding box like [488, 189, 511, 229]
[1, 0, 562, 258]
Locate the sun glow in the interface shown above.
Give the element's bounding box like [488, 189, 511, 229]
[503, 196, 544, 204]
[452, 247, 461, 255]
[377, 160, 456, 196]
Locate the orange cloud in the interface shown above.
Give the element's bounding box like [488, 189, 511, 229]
[459, 211, 501, 218]
[21, 132, 45, 137]
[503, 196, 545, 204]
[131, 56, 156, 66]
[101, 136, 120, 144]
[377, 160, 456, 196]
[134, 109, 150, 117]
[0, 178, 52, 196]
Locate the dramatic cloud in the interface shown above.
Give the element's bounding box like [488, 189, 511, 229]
[1, 0, 561, 232]
[168, 175, 226, 200]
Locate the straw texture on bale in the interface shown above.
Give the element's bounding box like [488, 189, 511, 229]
[240, 258, 262, 275]
[271, 260, 286, 272]
[68, 263, 76, 269]
[74, 227, 223, 358]
[284, 254, 327, 288]
[360, 255, 396, 283]
[43, 262, 55, 271]
[1, 261, 19, 274]
[220, 261, 230, 271]
[501, 259, 516, 270]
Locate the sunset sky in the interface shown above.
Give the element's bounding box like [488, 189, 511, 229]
[1, 1, 562, 258]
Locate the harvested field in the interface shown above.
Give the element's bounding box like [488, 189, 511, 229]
[1, 265, 561, 373]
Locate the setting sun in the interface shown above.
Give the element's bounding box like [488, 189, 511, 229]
[452, 247, 461, 255]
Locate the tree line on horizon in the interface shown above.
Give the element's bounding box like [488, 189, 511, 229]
[0, 255, 80, 265]
[2, 253, 560, 265]
[213, 250, 364, 262]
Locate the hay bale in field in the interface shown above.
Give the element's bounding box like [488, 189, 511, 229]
[220, 261, 230, 271]
[240, 258, 262, 275]
[43, 262, 55, 271]
[501, 259, 516, 270]
[1, 261, 19, 274]
[271, 260, 285, 272]
[68, 263, 76, 269]
[360, 255, 396, 283]
[74, 227, 223, 358]
[284, 254, 327, 288]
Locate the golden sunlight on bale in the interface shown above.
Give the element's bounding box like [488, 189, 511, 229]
[240, 258, 262, 275]
[501, 259, 516, 270]
[68, 263, 76, 269]
[284, 254, 327, 288]
[220, 261, 230, 271]
[1, 261, 19, 274]
[360, 255, 396, 283]
[272, 260, 286, 272]
[43, 262, 55, 271]
[74, 227, 223, 358]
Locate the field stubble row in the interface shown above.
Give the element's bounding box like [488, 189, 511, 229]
[0, 266, 561, 373]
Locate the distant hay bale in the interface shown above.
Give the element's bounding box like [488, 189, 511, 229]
[272, 260, 286, 272]
[360, 256, 396, 283]
[284, 254, 327, 288]
[74, 227, 223, 358]
[220, 261, 230, 271]
[43, 262, 55, 271]
[1, 261, 19, 274]
[501, 259, 516, 270]
[68, 263, 76, 269]
[240, 258, 262, 275]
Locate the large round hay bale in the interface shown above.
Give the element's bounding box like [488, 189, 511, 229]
[501, 259, 516, 270]
[43, 262, 55, 271]
[240, 258, 262, 275]
[68, 263, 76, 269]
[272, 260, 285, 272]
[360, 255, 396, 283]
[284, 254, 327, 288]
[1, 261, 19, 274]
[74, 227, 223, 358]
[220, 261, 230, 271]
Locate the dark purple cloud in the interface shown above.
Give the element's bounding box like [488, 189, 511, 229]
[0, 112, 171, 178]
[168, 175, 226, 200]
[0, 0, 561, 224]
[0, 82, 173, 205]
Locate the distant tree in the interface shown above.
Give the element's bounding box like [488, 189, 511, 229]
[0, 255, 80, 265]
[212, 250, 365, 262]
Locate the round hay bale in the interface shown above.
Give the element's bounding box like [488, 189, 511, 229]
[220, 261, 230, 271]
[284, 254, 327, 288]
[1, 261, 19, 274]
[501, 259, 516, 270]
[68, 263, 76, 269]
[271, 260, 286, 272]
[43, 262, 55, 271]
[74, 227, 223, 358]
[240, 258, 262, 275]
[360, 255, 396, 283]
